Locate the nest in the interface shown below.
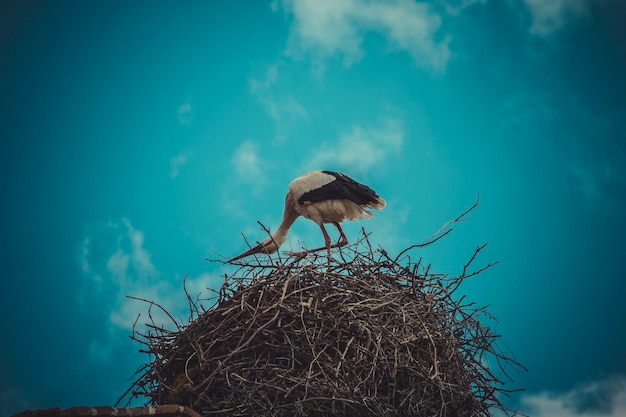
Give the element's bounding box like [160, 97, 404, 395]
[119, 207, 524, 416]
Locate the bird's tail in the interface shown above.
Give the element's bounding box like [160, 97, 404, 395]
[369, 196, 386, 210]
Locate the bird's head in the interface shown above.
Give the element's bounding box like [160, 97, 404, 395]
[228, 236, 282, 262]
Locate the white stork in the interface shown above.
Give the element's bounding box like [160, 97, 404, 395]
[229, 170, 386, 261]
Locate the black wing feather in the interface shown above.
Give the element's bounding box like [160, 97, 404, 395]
[298, 171, 381, 206]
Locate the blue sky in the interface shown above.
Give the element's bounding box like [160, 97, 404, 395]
[1, 0, 625, 415]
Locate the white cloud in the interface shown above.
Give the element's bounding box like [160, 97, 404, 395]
[222, 140, 272, 218]
[282, 95, 309, 121]
[123, 218, 158, 278]
[181, 272, 215, 307]
[514, 377, 626, 417]
[106, 248, 130, 280]
[249, 64, 308, 127]
[80, 219, 219, 332]
[170, 150, 192, 179]
[522, 0, 589, 35]
[80, 218, 161, 329]
[250, 64, 278, 97]
[231, 140, 268, 185]
[276, 0, 451, 71]
[305, 117, 404, 174]
[443, 0, 487, 16]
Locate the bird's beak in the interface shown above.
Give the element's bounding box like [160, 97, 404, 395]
[228, 242, 271, 262]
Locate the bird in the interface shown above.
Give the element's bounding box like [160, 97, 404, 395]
[229, 170, 386, 262]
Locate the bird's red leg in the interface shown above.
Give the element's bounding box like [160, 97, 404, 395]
[332, 222, 348, 247]
[319, 223, 333, 259]
[286, 222, 346, 260]
[284, 223, 331, 260]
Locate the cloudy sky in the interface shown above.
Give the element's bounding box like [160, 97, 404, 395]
[1, 0, 625, 415]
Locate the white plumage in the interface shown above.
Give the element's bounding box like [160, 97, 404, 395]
[229, 170, 385, 261]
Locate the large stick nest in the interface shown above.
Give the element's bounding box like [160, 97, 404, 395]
[119, 206, 524, 416]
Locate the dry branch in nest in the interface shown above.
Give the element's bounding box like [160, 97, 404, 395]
[118, 202, 525, 416]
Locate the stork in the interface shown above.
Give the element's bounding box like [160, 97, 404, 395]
[229, 170, 386, 262]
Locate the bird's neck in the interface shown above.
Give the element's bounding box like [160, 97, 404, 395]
[271, 226, 290, 248]
[271, 194, 300, 247]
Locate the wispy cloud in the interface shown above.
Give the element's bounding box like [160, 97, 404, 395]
[231, 140, 268, 187]
[522, 0, 589, 35]
[80, 218, 161, 330]
[512, 376, 626, 417]
[305, 117, 404, 174]
[249, 64, 308, 140]
[79, 219, 218, 332]
[499, 91, 555, 129]
[570, 156, 626, 214]
[1, 387, 37, 416]
[443, 0, 487, 16]
[178, 101, 194, 125]
[170, 149, 193, 178]
[275, 0, 450, 72]
[221, 140, 272, 218]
